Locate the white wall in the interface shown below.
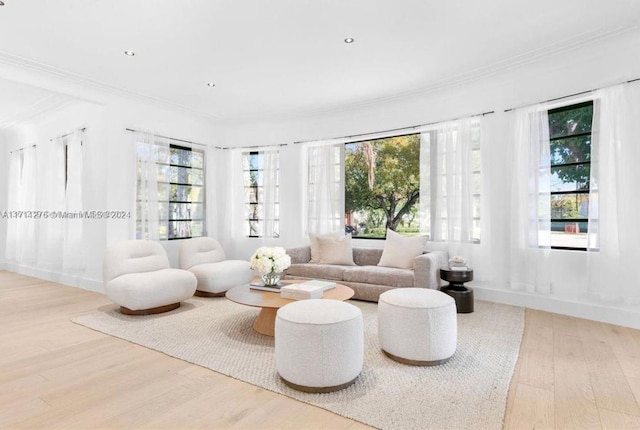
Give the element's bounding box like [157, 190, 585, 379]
[217, 27, 640, 147]
[4, 101, 107, 288]
[213, 27, 640, 328]
[0, 132, 6, 269]
[1, 92, 218, 291]
[1, 26, 639, 327]
[101, 97, 220, 269]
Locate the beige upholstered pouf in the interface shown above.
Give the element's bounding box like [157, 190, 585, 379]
[378, 288, 457, 365]
[275, 300, 363, 393]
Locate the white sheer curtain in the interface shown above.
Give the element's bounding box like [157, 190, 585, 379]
[228, 148, 246, 240]
[204, 147, 220, 240]
[215, 148, 244, 257]
[135, 132, 169, 240]
[5, 130, 85, 272]
[36, 137, 65, 269]
[262, 150, 280, 239]
[16, 146, 38, 264]
[231, 148, 280, 242]
[63, 130, 85, 272]
[305, 143, 343, 234]
[420, 118, 479, 262]
[586, 84, 640, 304]
[508, 106, 552, 293]
[5, 151, 21, 262]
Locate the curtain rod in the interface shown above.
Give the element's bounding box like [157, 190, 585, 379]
[221, 143, 288, 150]
[293, 110, 494, 145]
[125, 128, 222, 149]
[504, 77, 640, 113]
[9, 144, 36, 154]
[10, 127, 87, 153]
[49, 127, 86, 142]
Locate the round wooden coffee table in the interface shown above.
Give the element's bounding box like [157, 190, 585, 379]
[225, 280, 354, 337]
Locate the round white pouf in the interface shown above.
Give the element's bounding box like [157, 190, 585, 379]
[275, 300, 363, 393]
[378, 288, 457, 366]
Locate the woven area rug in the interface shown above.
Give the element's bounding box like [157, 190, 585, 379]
[73, 298, 524, 430]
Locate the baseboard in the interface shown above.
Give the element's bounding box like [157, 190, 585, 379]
[4, 262, 639, 329]
[473, 284, 640, 330]
[4, 263, 104, 293]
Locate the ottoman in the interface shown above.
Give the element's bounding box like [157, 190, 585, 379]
[378, 288, 457, 365]
[275, 300, 364, 393]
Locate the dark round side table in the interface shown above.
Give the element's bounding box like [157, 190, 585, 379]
[439, 268, 474, 313]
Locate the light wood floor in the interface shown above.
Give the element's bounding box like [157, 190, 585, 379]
[2, 271, 640, 429]
[505, 299, 640, 429]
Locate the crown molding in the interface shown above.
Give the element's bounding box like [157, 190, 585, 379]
[0, 50, 222, 122]
[222, 23, 640, 124]
[0, 22, 637, 124]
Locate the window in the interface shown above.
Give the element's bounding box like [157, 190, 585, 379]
[136, 143, 206, 240]
[548, 101, 593, 250]
[421, 120, 481, 243]
[344, 134, 420, 239]
[243, 150, 279, 237]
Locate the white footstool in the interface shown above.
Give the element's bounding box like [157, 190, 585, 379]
[378, 288, 457, 365]
[275, 300, 363, 393]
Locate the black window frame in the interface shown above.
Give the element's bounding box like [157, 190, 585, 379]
[547, 100, 593, 251]
[343, 133, 422, 240]
[243, 150, 280, 238]
[136, 143, 206, 241]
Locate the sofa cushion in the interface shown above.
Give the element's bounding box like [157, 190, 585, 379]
[353, 248, 383, 266]
[106, 268, 197, 311]
[287, 263, 347, 281]
[378, 229, 428, 269]
[343, 266, 414, 288]
[309, 231, 343, 263]
[189, 260, 253, 293]
[179, 237, 226, 270]
[318, 235, 356, 265]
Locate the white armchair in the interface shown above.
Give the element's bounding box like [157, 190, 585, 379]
[103, 240, 197, 315]
[179, 237, 254, 297]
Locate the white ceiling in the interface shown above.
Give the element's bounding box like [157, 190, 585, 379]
[0, 0, 638, 121]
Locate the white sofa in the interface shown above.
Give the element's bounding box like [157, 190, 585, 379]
[284, 246, 448, 302]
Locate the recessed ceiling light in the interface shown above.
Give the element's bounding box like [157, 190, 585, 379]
[124, 50, 135, 57]
[207, 82, 215, 87]
[344, 37, 355, 44]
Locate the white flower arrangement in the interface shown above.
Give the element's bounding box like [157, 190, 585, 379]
[250, 246, 291, 275]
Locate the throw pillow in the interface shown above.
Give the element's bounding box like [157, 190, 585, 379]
[378, 229, 428, 269]
[309, 230, 343, 263]
[317, 234, 356, 266]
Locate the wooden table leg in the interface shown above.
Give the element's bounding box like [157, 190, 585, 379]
[253, 308, 277, 336]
